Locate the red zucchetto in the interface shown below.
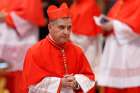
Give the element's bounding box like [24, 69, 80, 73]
[47, 3, 70, 20]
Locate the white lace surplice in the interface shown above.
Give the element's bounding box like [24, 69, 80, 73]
[29, 74, 95, 93]
[97, 20, 140, 88]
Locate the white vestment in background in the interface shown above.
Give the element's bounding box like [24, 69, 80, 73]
[97, 20, 140, 88]
[0, 12, 38, 71]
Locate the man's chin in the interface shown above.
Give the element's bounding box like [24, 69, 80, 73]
[64, 39, 70, 42]
[60, 39, 70, 44]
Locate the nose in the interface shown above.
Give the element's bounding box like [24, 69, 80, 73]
[63, 27, 70, 35]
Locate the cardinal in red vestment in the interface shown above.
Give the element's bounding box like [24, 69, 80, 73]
[23, 3, 95, 93]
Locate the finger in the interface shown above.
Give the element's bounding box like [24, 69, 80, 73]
[66, 76, 75, 81]
[64, 81, 75, 88]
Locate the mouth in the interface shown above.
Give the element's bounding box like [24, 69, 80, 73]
[62, 35, 70, 38]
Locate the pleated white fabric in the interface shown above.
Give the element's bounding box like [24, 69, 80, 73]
[97, 20, 140, 88]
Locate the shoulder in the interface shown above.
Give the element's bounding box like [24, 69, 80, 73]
[27, 38, 49, 55]
[67, 42, 84, 54]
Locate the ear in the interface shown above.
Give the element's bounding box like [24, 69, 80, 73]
[48, 23, 51, 30]
[48, 24, 54, 37]
[48, 23, 54, 33]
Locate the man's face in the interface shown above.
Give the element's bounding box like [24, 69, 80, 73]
[49, 18, 72, 44]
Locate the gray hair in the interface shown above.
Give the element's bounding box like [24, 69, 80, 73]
[49, 17, 71, 25]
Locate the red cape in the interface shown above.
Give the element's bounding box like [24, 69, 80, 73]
[23, 36, 95, 92]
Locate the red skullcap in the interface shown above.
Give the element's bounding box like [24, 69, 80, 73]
[47, 3, 70, 20]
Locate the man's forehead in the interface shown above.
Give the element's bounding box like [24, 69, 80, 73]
[55, 18, 72, 25]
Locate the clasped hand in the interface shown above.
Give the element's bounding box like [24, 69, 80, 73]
[100, 15, 113, 31]
[61, 74, 79, 90]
